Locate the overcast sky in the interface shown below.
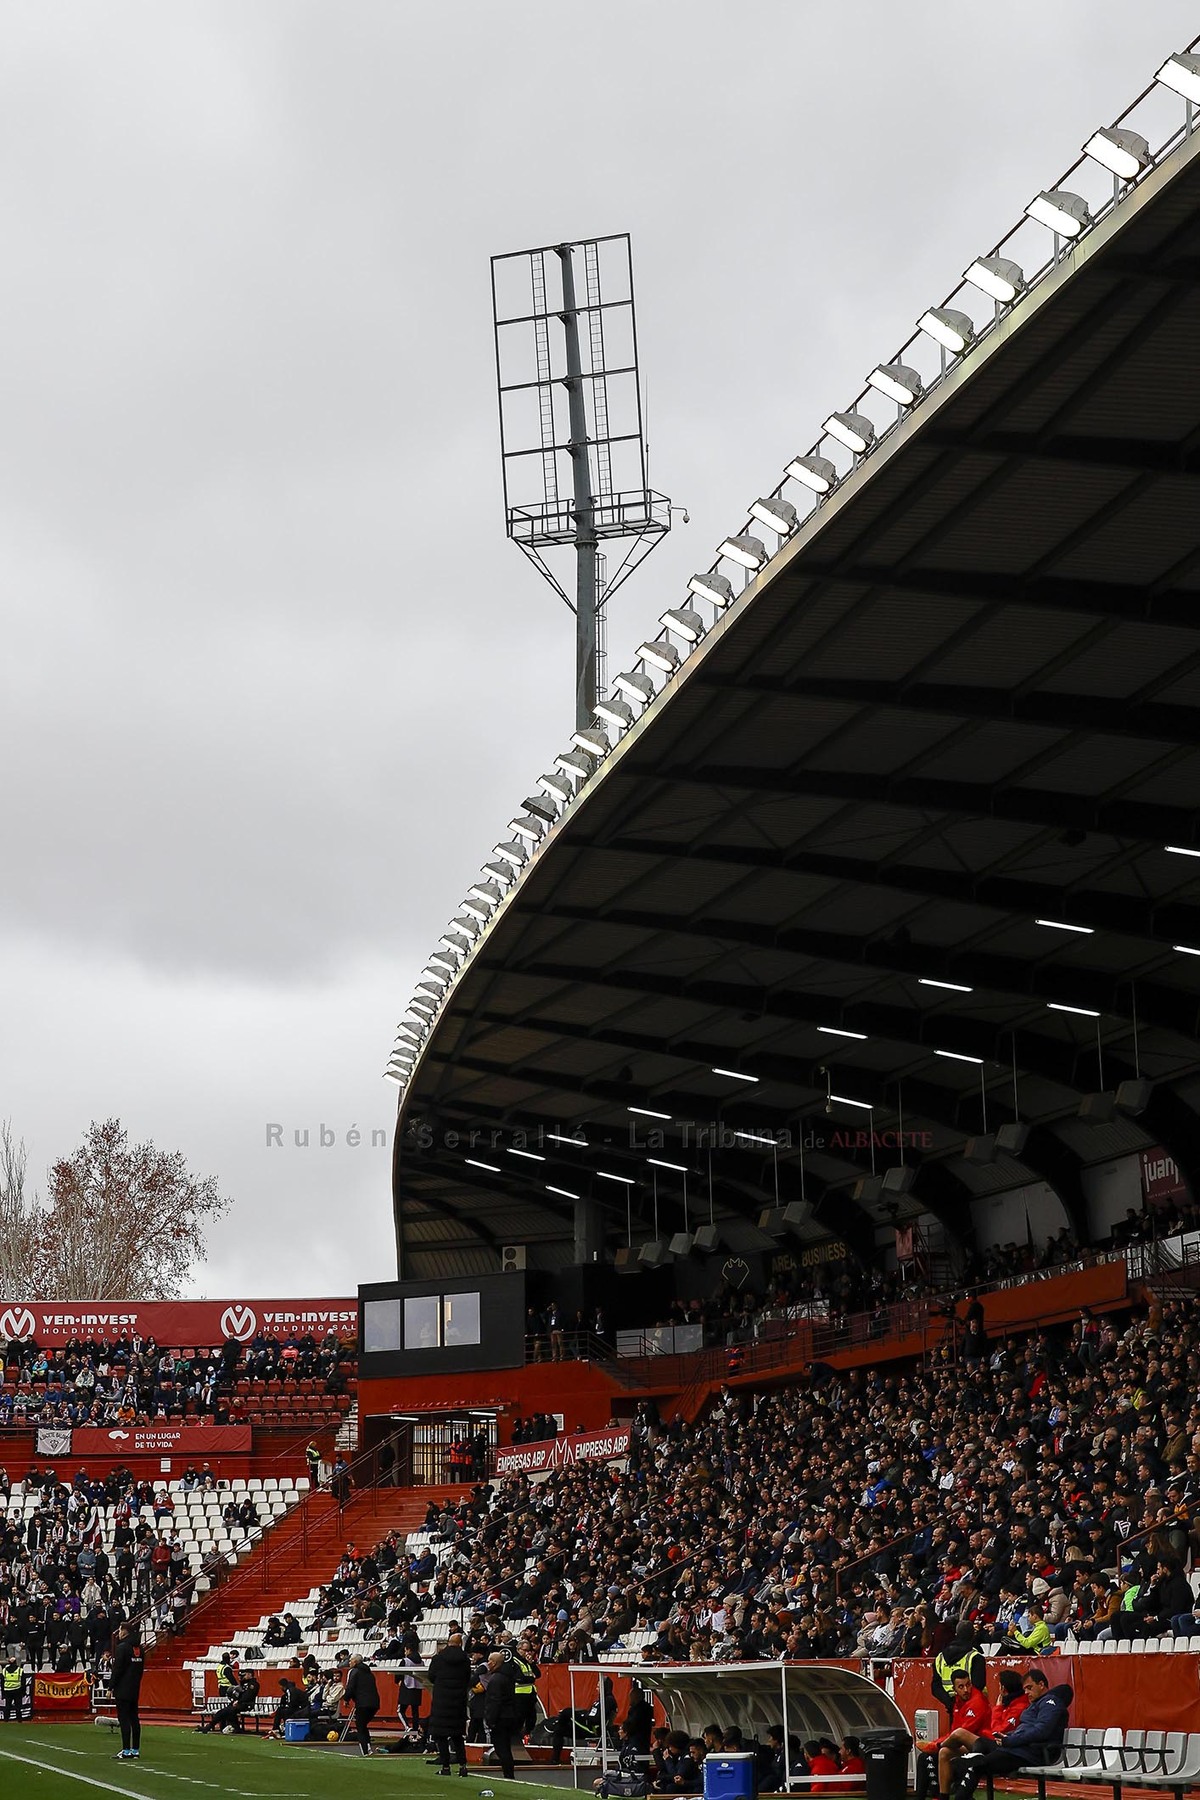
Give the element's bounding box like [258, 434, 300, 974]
[2, 1, 1195, 1300]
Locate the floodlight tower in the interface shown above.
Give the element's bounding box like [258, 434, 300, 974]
[491, 235, 672, 729]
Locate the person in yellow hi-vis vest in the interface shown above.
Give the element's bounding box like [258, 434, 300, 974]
[2, 1658, 25, 1722]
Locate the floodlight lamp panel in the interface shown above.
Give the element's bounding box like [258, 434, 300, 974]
[523, 793, 559, 822]
[748, 498, 798, 538]
[786, 453, 838, 494]
[1156, 51, 1200, 103]
[537, 772, 574, 803]
[688, 571, 736, 607]
[1025, 189, 1091, 237]
[639, 639, 680, 673]
[717, 533, 768, 569]
[509, 815, 544, 843]
[918, 307, 975, 354]
[595, 696, 634, 730]
[570, 728, 608, 759]
[492, 841, 527, 869]
[1084, 126, 1150, 180]
[660, 607, 705, 643]
[964, 255, 1025, 302]
[614, 670, 655, 704]
[554, 749, 594, 779]
[867, 363, 922, 406]
[823, 411, 875, 454]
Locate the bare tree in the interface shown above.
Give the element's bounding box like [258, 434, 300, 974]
[0, 1121, 40, 1300]
[34, 1118, 231, 1300]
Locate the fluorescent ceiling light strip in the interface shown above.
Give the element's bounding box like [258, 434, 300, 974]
[711, 1067, 759, 1083]
[817, 1026, 867, 1041]
[918, 977, 974, 993]
[507, 1148, 545, 1161]
[1047, 1002, 1100, 1018]
[1035, 919, 1094, 934]
[829, 1094, 872, 1110]
[628, 1105, 671, 1120]
[1174, 944, 1200, 957]
[547, 1132, 588, 1149]
[647, 1158, 688, 1172]
[734, 1131, 776, 1146]
[934, 1049, 983, 1064]
[546, 1184, 580, 1200]
[1165, 845, 1200, 858]
[597, 1170, 634, 1185]
[465, 1159, 501, 1173]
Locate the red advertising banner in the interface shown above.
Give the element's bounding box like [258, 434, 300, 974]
[67, 1423, 252, 1457]
[33, 1673, 91, 1713]
[1140, 1146, 1190, 1206]
[0, 1297, 357, 1348]
[496, 1426, 631, 1476]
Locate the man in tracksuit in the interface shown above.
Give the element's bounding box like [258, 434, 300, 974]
[951, 1670, 1071, 1799]
[110, 1624, 146, 1762]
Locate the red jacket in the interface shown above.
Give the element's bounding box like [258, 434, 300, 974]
[935, 1689, 991, 1747]
[990, 1696, 1028, 1740]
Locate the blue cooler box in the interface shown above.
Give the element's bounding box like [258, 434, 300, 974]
[283, 1718, 310, 1742]
[704, 1752, 756, 1800]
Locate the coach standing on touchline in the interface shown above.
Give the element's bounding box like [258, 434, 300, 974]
[110, 1623, 145, 1762]
[344, 1655, 380, 1756]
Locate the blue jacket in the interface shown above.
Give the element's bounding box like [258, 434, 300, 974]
[1001, 1685, 1072, 1760]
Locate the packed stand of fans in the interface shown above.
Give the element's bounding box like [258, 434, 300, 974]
[0, 1461, 297, 1678]
[0, 1330, 354, 1432]
[341, 1300, 1200, 1667]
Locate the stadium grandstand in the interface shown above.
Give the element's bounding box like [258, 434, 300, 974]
[7, 33, 1200, 1796]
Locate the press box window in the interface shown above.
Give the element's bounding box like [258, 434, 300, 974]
[403, 1295, 442, 1350]
[362, 1298, 403, 1353]
[443, 1291, 480, 1346]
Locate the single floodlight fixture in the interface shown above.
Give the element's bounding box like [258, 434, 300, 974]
[570, 728, 609, 759]
[964, 255, 1025, 303]
[1084, 126, 1151, 180]
[718, 533, 768, 569]
[614, 669, 655, 704]
[917, 307, 975, 354]
[1156, 50, 1200, 104]
[688, 571, 736, 607]
[823, 411, 875, 455]
[508, 815, 544, 844]
[785, 452, 838, 494]
[554, 749, 594, 779]
[1025, 189, 1091, 237]
[492, 840, 527, 869]
[523, 793, 559, 823]
[537, 772, 574, 804]
[748, 497, 798, 538]
[660, 607, 705, 643]
[868, 362, 923, 406]
[639, 639, 680, 673]
[594, 695, 635, 730]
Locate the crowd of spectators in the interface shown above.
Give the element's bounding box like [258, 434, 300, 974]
[0, 1330, 351, 1431]
[0, 1462, 258, 1672]
[327, 1298, 1200, 1669]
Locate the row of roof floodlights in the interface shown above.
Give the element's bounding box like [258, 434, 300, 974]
[386, 47, 1200, 1090]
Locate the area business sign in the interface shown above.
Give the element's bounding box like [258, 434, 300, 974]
[0, 1298, 358, 1348]
[495, 1426, 631, 1476]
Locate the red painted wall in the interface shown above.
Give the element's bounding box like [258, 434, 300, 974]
[357, 1357, 628, 1443]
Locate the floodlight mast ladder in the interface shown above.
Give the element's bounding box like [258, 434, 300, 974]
[492, 233, 672, 731]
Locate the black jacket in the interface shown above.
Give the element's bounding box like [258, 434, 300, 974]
[110, 1637, 145, 1702]
[427, 1644, 473, 1735]
[345, 1663, 380, 1712]
[483, 1660, 518, 1728]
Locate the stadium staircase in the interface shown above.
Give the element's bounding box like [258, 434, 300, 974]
[157, 1479, 460, 1669]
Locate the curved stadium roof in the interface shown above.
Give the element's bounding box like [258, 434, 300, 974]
[390, 53, 1200, 1279]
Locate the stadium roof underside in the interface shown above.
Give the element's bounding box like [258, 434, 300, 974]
[393, 128, 1200, 1279]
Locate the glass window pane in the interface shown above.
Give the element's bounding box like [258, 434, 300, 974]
[403, 1295, 441, 1350]
[443, 1291, 480, 1346]
[362, 1299, 403, 1354]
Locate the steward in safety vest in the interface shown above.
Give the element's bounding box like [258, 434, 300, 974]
[931, 1636, 986, 1717]
[2, 1658, 25, 1722]
[511, 1637, 541, 1737]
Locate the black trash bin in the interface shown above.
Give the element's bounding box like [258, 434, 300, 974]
[859, 1728, 913, 1800]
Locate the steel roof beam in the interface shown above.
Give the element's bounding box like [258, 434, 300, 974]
[920, 430, 1200, 477]
[511, 906, 1200, 1047]
[784, 562, 1200, 632]
[694, 670, 1200, 757]
[639, 761, 1199, 862]
[569, 833, 1200, 957]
